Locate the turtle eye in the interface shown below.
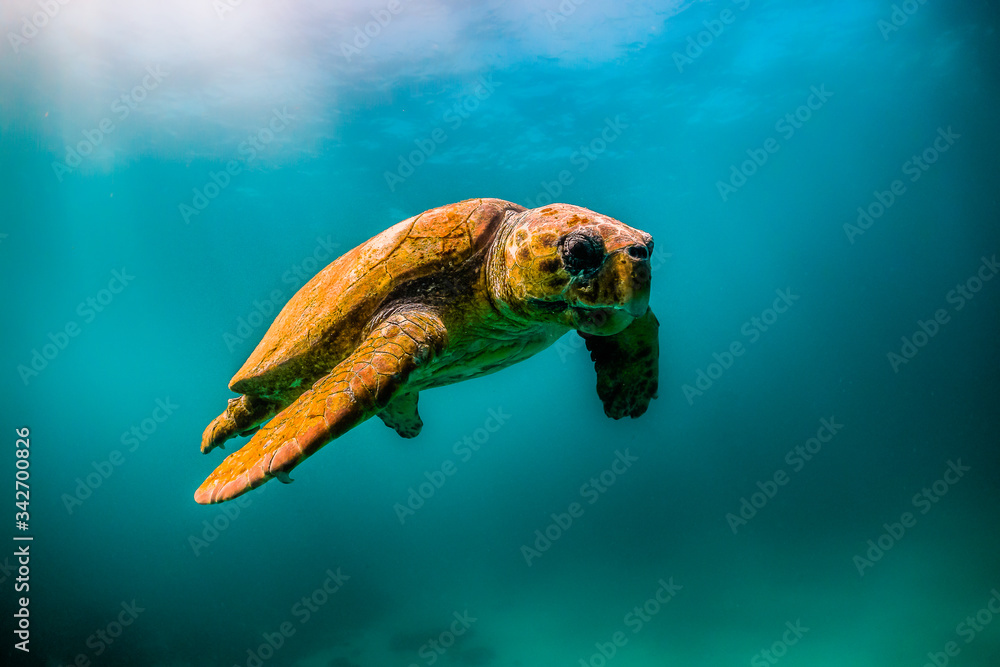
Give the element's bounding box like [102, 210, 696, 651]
[560, 231, 605, 276]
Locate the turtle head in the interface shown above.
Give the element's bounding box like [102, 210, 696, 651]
[492, 203, 654, 335]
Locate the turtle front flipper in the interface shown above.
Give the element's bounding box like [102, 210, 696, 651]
[580, 307, 659, 419]
[194, 309, 447, 504]
[378, 392, 423, 438]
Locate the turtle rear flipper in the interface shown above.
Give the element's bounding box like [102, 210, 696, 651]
[194, 309, 447, 504]
[580, 307, 659, 419]
[201, 395, 278, 454]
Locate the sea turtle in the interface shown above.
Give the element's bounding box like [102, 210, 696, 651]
[195, 198, 658, 504]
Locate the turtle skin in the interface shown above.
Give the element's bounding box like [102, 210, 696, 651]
[196, 198, 658, 504]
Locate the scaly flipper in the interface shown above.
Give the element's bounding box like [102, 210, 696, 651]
[201, 394, 279, 454]
[194, 309, 447, 504]
[378, 391, 423, 438]
[580, 307, 659, 419]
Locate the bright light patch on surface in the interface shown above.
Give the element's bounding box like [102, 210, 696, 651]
[1, 0, 693, 169]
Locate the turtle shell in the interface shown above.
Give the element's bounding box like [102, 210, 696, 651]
[229, 198, 523, 398]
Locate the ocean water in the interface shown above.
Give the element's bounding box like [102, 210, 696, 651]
[2, 0, 999, 665]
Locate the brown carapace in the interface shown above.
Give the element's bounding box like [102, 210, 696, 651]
[195, 198, 658, 504]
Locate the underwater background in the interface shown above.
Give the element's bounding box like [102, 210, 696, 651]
[2, 0, 999, 665]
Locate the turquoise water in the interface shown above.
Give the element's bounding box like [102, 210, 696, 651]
[2, 0, 999, 665]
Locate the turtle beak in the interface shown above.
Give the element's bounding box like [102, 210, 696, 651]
[619, 248, 652, 318]
[580, 244, 651, 317]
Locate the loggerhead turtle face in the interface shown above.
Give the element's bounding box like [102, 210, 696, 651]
[498, 203, 654, 335]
